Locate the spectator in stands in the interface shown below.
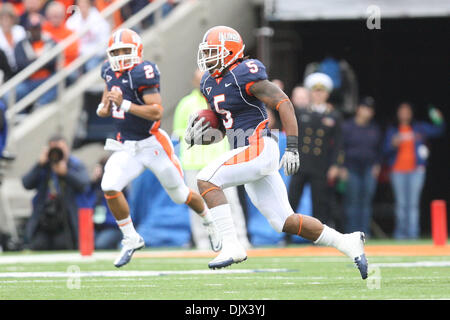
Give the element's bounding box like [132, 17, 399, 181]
[66, 0, 110, 72]
[383, 102, 446, 239]
[120, 0, 177, 30]
[291, 85, 310, 110]
[42, 1, 80, 84]
[0, 47, 13, 82]
[57, 0, 76, 11]
[172, 69, 251, 249]
[22, 134, 90, 250]
[288, 73, 344, 228]
[341, 96, 382, 237]
[95, 0, 124, 29]
[0, 47, 12, 155]
[14, 13, 57, 109]
[18, 0, 46, 28]
[0, 2, 26, 72]
[3, 1, 26, 17]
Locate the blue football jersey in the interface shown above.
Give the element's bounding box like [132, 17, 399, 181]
[200, 59, 270, 148]
[101, 60, 161, 141]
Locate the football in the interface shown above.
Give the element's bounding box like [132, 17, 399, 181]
[197, 109, 220, 129]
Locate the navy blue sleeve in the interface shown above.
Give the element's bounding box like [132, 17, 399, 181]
[100, 61, 110, 81]
[234, 59, 268, 95]
[64, 158, 90, 194]
[415, 121, 445, 139]
[132, 61, 161, 95]
[200, 72, 209, 98]
[383, 126, 397, 156]
[22, 163, 47, 190]
[14, 41, 30, 72]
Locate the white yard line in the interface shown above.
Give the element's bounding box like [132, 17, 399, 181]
[0, 252, 116, 264]
[0, 268, 293, 278]
[371, 261, 450, 268]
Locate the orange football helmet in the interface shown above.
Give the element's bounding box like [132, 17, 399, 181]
[107, 28, 143, 72]
[197, 26, 245, 78]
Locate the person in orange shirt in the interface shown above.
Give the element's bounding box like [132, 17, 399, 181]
[14, 13, 57, 110]
[42, 1, 79, 84]
[383, 102, 445, 239]
[95, 0, 123, 29]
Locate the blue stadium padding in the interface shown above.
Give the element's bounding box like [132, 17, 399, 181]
[128, 168, 191, 248]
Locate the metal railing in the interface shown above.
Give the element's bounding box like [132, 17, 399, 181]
[0, 0, 170, 122]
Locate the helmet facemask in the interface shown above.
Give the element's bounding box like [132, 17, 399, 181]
[197, 40, 244, 78]
[107, 44, 141, 72]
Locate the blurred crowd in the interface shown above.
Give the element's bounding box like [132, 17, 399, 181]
[275, 71, 445, 242]
[0, 2, 446, 252]
[0, 0, 178, 113]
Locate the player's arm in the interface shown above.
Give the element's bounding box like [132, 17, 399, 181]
[96, 85, 112, 117]
[106, 90, 163, 121]
[249, 79, 300, 175]
[249, 79, 298, 137]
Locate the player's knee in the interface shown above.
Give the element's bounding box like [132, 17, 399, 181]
[268, 217, 285, 233]
[100, 178, 113, 192]
[259, 207, 289, 233]
[101, 178, 121, 193]
[167, 185, 190, 204]
[104, 190, 119, 196]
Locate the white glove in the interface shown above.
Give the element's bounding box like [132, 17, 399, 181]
[279, 149, 300, 176]
[184, 113, 210, 146]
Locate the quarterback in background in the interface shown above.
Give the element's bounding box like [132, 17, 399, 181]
[186, 26, 368, 279]
[96, 28, 221, 267]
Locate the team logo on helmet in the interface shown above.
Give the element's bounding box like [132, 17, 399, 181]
[197, 26, 245, 78]
[107, 28, 143, 72]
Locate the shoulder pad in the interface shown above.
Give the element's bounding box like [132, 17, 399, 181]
[231, 59, 268, 86]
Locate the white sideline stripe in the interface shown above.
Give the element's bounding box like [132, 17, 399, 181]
[0, 269, 293, 278]
[371, 261, 450, 268]
[0, 252, 116, 264]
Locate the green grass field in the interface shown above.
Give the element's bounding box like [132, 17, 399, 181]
[0, 241, 449, 300]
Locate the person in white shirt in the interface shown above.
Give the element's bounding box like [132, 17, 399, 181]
[0, 3, 26, 72]
[66, 0, 111, 72]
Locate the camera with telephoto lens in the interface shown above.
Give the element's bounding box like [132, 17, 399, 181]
[48, 147, 64, 164]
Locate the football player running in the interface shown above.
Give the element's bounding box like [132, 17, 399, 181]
[186, 26, 368, 279]
[97, 28, 221, 268]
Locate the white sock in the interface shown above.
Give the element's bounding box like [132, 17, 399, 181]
[210, 204, 238, 243]
[314, 225, 344, 249]
[198, 207, 213, 224]
[116, 216, 138, 238]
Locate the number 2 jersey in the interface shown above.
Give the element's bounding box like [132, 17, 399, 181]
[200, 59, 270, 149]
[101, 60, 160, 142]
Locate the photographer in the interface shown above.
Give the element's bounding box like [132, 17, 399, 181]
[22, 134, 90, 250]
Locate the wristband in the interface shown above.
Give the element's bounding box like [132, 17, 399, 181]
[96, 103, 104, 116]
[286, 135, 298, 150]
[121, 99, 132, 112]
